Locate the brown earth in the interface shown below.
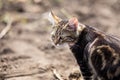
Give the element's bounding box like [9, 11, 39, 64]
[0, 0, 120, 80]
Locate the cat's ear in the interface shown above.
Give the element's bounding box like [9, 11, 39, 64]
[68, 17, 79, 31]
[49, 11, 62, 25]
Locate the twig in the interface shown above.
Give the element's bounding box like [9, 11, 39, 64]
[0, 21, 12, 39]
[52, 69, 64, 80]
[5, 71, 41, 78]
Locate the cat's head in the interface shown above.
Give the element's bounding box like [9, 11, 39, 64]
[49, 11, 85, 45]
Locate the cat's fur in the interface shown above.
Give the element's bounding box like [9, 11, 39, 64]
[49, 12, 120, 80]
[70, 26, 120, 80]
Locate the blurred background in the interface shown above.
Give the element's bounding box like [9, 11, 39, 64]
[0, 0, 120, 80]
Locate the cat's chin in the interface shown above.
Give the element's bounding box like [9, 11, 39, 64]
[52, 41, 75, 47]
[56, 42, 75, 47]
[56, 43, 68, 46]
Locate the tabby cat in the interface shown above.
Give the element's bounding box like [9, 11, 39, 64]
[49, 11, 120, 80]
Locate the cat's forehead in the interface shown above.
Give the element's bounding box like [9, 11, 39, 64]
[58, 20, 68, 26]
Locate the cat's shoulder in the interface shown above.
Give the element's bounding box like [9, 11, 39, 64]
[87, 33, 120, 55]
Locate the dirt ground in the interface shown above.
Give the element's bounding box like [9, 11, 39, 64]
[0, 0, 120, 80]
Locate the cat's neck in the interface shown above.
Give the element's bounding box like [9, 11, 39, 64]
[69, 25, 97, 47]
[70, 25, 101, 64]
[78, 26, 98, 44]
[70, 25, 103, 52]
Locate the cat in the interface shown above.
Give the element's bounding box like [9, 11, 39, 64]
[48, 11, 120, 80]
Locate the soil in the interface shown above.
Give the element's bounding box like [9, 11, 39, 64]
[0, 0, 119, 80]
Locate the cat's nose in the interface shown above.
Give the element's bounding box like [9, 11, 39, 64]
[54, 37, 61, 45]
[54, 40, 59, 45]
[54, 40, 58, 45]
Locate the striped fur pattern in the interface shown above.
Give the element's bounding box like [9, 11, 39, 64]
[49, 13, 120, 80]
[70, 26, 120, 80]
[51, 20, 80, 45]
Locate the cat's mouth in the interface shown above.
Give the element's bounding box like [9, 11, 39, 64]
[54, 38, 76, 46]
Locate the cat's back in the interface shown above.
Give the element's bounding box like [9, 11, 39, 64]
[87, 26, 120, 54]
[106, 34, 120, 54]
[88, 31, 120, 80]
